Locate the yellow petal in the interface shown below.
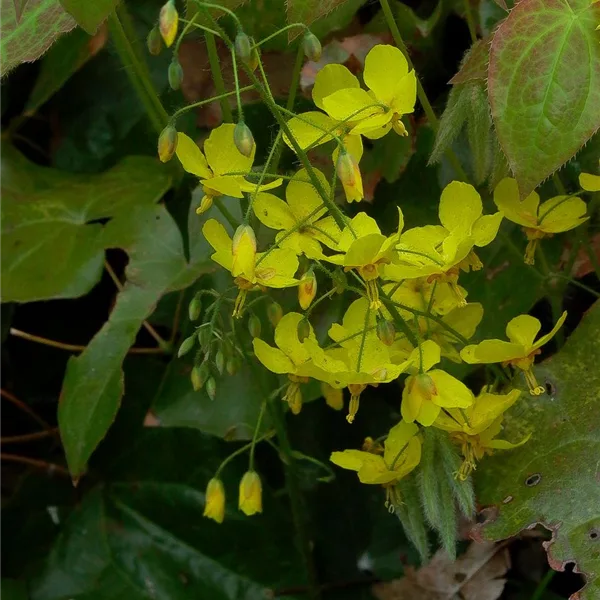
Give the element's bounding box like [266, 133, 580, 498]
[204, 123, 254, 176]
[176, 133, 212, 179]
[391, 436, 421, 478]
[286, 168, 329, 222]
[312, 64, 359, 111]
[307, 215, 342, 250]
[204, 175, 245, 198]
[532, 310, 567, 351]
[253, 338, 296, 374]
[322, 88, 383, 124]
[580, 172, 600, 192]
[364, 45, 409, 107]
[383, 420, 418, 465]
[275, 312, 312, 365]
[432, 409, 463, 432]
[439, 181, 482, 233]
[493, 178, 540, 227]
[255, 248, 299, 288]
[252, 192, 296, 231]
[344, 234, 387, 268]
[460, 340, 525, 364]
[285, 111, 338, 151]
[389, 71, 417, 116]
[536, 196, 588, 233]
[469, 389, 521, 434]
[415, 399, 441, 426]
[506, 314, 541, 347]
[472, 212, 503, 247]
[486, 432, 531, 450]
[332, 134, 364, 166]
[339, 212, 381, 250]
[202, 219, 233, 271]
[429, 369, 474, 408]
[442, 303, 483, 340]
[407, 339, 441, 374]
[401, 377, 421, 423]
[330, 449, 371, 472]
[238, 177, 283, 194]
[322, 382, 344, 410]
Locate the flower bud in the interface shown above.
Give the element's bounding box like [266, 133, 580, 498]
[234, 31, 252, 63]
[298, 270, 317, 310]
[231, 224, 257, 277]
[203, 477, 225, 523]
[188, 293, 202, 321]
[248, 314, 261, 338]
[147, 25, 163, 56]
[332, 268, 347, 294]
[157, 124, 178, 162]
[377, 319, 395, 346]
[297, 317, 311, 342]
[285, 383, 303, 415]
[178, 333, 196, 358]
[215, 349, 225, 375]
[233, 121, 255, 158]
[336, 149, 363, 203]
[267, 301, 283, 328]
[195, 193, 213, 215]
[226, 355, 240, 376]
[247, 38, 259, 72]
[238, 470, 262, 516]
[168, 58, 184, 90]
[302, 31, 322, 62]
[198, 327, 212, 350]
[191, 363, 209, 391]
[159, 0, 178, 47]
[206, 376, 217, 401]
[321, 382, 343, 411]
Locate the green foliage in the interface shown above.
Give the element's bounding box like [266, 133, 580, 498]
[0, 0, 76, 76]
[476, 301, 600, 599]
[488, 0, 600, 196]
[58, 0, 118, 33]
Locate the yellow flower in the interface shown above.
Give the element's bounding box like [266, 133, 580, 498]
[461, 311, 567, 395]
[322, 382, 343, 410]
[203, 477, 225, 524]
[252, 168, 341, 259]
[203, 219, 299, 317]
[324, 209, 404, 309]
[321, 45, 417, 138]
[330, 420, 421, 505]
[579, 162, 600, 191]
[176, 124, 282, 212]
[401, 340, 474, 426]
[253, 312, 331, 414]
[385, 182, 502, 303]
[493, 178, 588, 264]
[159, 0, 178, 48]
[434, 388, 529, 479]
[238, 471, 262, 516]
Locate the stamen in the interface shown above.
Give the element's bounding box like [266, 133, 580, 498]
[233, 289, 248, 318]
[524, 369, 544, 396]
[347, 394, 360, 424]
[524, 239, 538, 265]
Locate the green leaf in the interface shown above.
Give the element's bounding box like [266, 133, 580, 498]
[1, 147, 170, 303]
[475, 301, 600, 599]
[0, 0, 76, 77]
[488, 0, 600, 196]
[58, 201, 213, 478]
[449, 38, 488, 85]
[286, 0, 358, 39]
[466, 83, 493, 185]
[24, 27, 104, 115]
[58, 0, 117, 33]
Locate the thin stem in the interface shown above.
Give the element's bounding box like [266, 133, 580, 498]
[552, 172, 567, 195]
[103, 261, 171, 351]
[108, 10, 168, 134]
[214, 430, 275, 478]
[205, 31, 233, 122]
[10, 328, 166, 355]
[213, 197, 240, 229]
[252, 23, 308, 48]
[1, 429, 59, 444]
[192, 1, 242, 28]
[171, 86, 254, 120]
[551, 273, 600, 299]
[378, 0, 469, 182]
[1, 453, 70, 477]
[249, 401, 267, 468]
[531, 570, 556, 600]
[1, 388, 54, 432]
[463, 0, 477, 43]
[230, 48, 243, 120]
[177, 17, 222, 41]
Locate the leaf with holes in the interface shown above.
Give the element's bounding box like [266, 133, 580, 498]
[0, 0, 76, 76]
[488, 0, 600, 197]
[474, 301, 600, 600]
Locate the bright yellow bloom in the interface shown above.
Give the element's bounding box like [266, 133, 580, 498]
[203, 477, 225, 523]
[321, 45, 417, 138]
[330, 420, 421, 505]
[324, 209, 404, 309]
[203, 219, 299, 317]
[238, 471, 262, 516]
[434, 388, 529, 479]
[461, 311, 567, 395]
[493, 178, 588, 264]
[580, 162, 600, 191]
[176, 124, 282, 213]
[253, 312, 331, 414]
[401, 340, 474, 426]
[252, 168, 341, 259]
[159, 0, 178, 47]
[385, 182, 502, 304]
[321, 382, 343, 410]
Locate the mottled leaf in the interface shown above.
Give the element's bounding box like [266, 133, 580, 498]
[58, 0, 117, 33]
[0, 0, 76, 77]
[488, 0, 600, 196]
[475, 302, 600, 599]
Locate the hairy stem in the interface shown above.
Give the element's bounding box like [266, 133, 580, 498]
[205, 31, 233, 123]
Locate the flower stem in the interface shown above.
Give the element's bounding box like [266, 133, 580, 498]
[213, 197, 240, 229]
[108, 9, 168, 134]
[171, 86, 254, 120]
[205, 31, 233, 123]
[463, 0, 478, 43]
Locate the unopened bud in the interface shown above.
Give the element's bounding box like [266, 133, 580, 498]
[191, 363, 209, 391]
[188, 293, 202, 321]
[248, 38, 259, 72]
[248, 314, 261, 338]
[198, 327, 212, 350]
[147, 25, 163, 56]
[206, 376, 217, 401]
[234, 31, 252, 62]
[195, 193, 213, 215]
[158, 124, 178, 162]
[233, 121, 255, 158]
[203, 477, 225, 523]
[238, 470, 262, 515]
[336, 149, 363, 203]
[298, 270, 317, 310]
[178, 334, 196, 358]
[232, 224, 257, 277]
[159, 0, 179, 47]
[168, 58, 184, 90]
[377, 319, 395, 346]
[215, 349, 225, 375]
[297, 317, 311, 342]
[226, 355, 240, 375]
[267, 301, 283, 327]
[302, 31, 322, 62]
